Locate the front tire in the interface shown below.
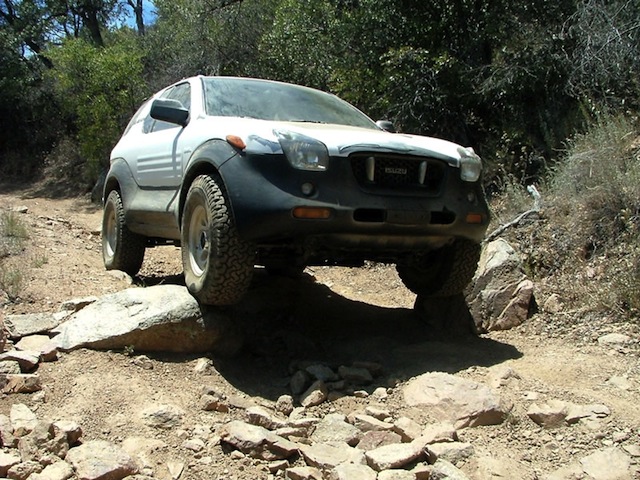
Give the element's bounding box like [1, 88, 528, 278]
[397, 239, 481, 297]
[181, 174, 255, 306]
[102, 190, 146, 275]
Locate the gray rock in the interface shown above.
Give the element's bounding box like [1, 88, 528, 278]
[580, 447, 631, 480]
[291, 370, 311, 395]
[425, 441, 475, 464]
[466, 238, 534, 332]
[430, 459, 471, 480]
[140, 404, 184, 429]
[310, 413, 362, 446]
[392, 417, 423, 442]
[330, 463, 377, 480]
[4, 313, 66, 339]
[412, 423, 458, 448]
[365, 442, 422, 471]
[305, 364, 338, 382]
[598, 333, 633, 346]
[403, 372, 510, 428]
[300, 442, 364, 469]
[0, 350, 40, 371]
[275, 395, 295, 416]
[52, 420, 83, 446]
[51, 285, 232, 353]
[65, 440, 138, 480]
[220, 420, 299, 461]
[0, 359, 21, 374]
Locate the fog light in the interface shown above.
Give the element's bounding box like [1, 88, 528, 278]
[301, 183, 315, 196]
[465, 213, 484, 224]
[292, 207, 333, 219]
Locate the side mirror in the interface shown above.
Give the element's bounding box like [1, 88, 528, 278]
[150, 98, 189, 127]
[376, 120, 396, 133]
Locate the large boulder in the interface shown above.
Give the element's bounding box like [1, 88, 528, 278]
[51, 285, 236, 353]
[466, 238, 534, 332]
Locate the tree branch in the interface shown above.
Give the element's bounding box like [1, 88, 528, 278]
[485, 185, 542, 243]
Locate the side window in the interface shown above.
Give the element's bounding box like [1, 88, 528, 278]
[149, 82, 192, 133]
[123, 98, 152, 136]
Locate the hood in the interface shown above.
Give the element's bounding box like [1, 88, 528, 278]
[208, 117, 466, 166]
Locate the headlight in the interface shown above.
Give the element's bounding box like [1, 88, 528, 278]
[275, 130, 329, 171]
[457, 146, 482, 182]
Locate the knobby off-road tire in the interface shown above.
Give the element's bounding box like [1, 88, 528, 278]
[102, 190, 146, 276]
[181, 174, 255, 306]
[396, 239, 481, 297]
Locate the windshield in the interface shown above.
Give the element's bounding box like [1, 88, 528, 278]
[202, 77, 378, 130]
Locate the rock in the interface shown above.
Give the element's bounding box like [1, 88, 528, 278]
[348, 413, 394, 433]
[28, 460, 74, 480]
[300, 380, 328, 407]
[290, 370, 311, 395]
[425, 441, 475, 464]
[579, 447, 631, 480]
[246, 406, 287, 430]
[305, 364, 338, 382]
[330, 463, 377, 480]
[413, 423, 458, 447]
[0, 360, 21, 374]
[65, 440, 138, 480]
[140, 404, 185, 429]
[357, 430, 403, 451]
[527, 400, 569, 428]
[0, 414, 17, 447]
[121, 437, 166, 472]
[275, 395, 295, 416]
[3, 376, 42, 397]
[130, 355, 153, 370]
[15, 335, 58, 362]
[430, 458, 471, 479]
[59, 296, 98, 313]
[543, 294, 563, 313]
[52, 420, 83, 446]
[4, 313, 66, 339]
[597, 333, 633, 347]
[0, 451, 21, 477]
[18, 420, 69, 463]
[199, 386, 230, 413]
[606, 376, 633, 390]
[466, 238, 534, 332]
[300, 442, 364, 469]
[364, 406, 391, 421]
[377, 470, 416, 480]
[193, 357, 214, 374]
[403, 372, 510, 428]
[7, 460, 43, 479]
[166, 461, 184, 480]
[0, 350, 40, 371]
[365, 442, 422, 471]
[392, 417, 423, 442]
[338, 365, 373, 385]
[220, 420, 299, 461]
[51, 285, 232, 353]
[10, 404, 38, 436]
[285, 466, 323, 480]
[310, 413, 362, 446]
[285, 467, 324, 480]
[565, 403, 610, 425]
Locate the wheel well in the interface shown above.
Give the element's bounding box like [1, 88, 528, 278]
[179, 162, 219, 226]
[104, 178, 121, 198]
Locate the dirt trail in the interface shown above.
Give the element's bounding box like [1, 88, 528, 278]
[1, 189, 639, 480]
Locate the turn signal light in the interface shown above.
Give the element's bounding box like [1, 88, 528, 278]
[465, 213, 484, 224]
[226, 135, 246, 150]
[292, 207, 333, 219]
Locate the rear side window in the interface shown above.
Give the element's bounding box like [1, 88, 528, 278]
[123, 99, 152, 136]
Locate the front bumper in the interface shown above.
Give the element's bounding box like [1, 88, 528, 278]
[219, 151, 490, 252]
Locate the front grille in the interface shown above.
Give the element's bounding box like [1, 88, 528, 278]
[350, 154, 446, 194]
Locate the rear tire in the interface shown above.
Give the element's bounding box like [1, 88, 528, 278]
[102, 190, 146, 276]
[397, 239, 481, 297]
[181, 174, 255, 305]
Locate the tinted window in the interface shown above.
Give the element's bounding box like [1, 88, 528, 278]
[202, 77, 377, 129]
[150, 82, 192, 133]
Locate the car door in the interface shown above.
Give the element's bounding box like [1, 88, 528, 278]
[135, 82, 192, 188]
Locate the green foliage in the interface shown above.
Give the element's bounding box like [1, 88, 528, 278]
[0, 210, 29, 301]
[47, 34, 148, 185]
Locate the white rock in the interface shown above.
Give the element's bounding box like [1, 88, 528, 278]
[65, 440, 138, 480]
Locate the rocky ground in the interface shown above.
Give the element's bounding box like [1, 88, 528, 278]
[0, 187, 639, 480]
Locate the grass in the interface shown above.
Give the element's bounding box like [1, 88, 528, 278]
[0, 210, 29, 301]
[494, 113, 640, 319]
